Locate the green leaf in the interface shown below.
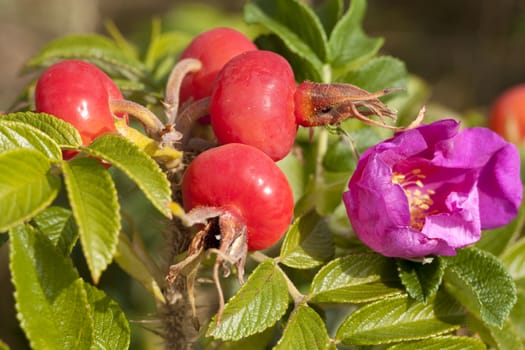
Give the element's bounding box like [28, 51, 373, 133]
[0, 121, 62, 160]
[62, 157, 120, 283]
[328, 0, 383, 75]
[163, 3, 251, 36]
[443, 247, 517, 327]
[83, 283, 130, 350]
[315, 0, 343, 37]
[310, 253, 403, 303]
[10, 224, 93, 349]
[322, 137, 357, 173]
[254, 34, 322, 82]
[396, 258, 445, 303]
[83, 134, 172, 217]
[280, 210, 334, 269]
[314, 171, 349, 216]
[274, 305, 330, 350]
[475, 203, 524, 256]
[23, 34, 147, 80]
[244, 0, 327, 70]
[0, 149, 60, 232]
[277, 151, 306, 205]
[467, 313, 522, 350]
[500, 235, 525, 281]
[338, 56, 408, 94]
[336, 292, 464, 345]
[207, 260, 290, 340]
[389, 75, 431, 126]
[1, 112, 82, 148]
[31, 206, 78, 255]
[214, 327, 275, 350]
[0, 339, 9, 350]
[112, 78, 150, 96]
[114, 232, 165, 303]
[145, 29, 192, 71]
[103, 20, 139, 60]
[386, 336, 486, 350]
[476, 225, 518, 257]
[510, 286, 525, 341]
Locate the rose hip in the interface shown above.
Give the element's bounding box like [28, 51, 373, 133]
[210, 50, 297, 161]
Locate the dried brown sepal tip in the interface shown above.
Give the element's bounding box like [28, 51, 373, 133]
[294, 80, 402, 128]
[165, 207, 248, 329]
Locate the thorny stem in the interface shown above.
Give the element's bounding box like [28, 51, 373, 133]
[164, 58, 203, 125]
[161, 220, 197, 350]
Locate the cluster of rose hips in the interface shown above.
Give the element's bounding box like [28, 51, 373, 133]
[33, 27, 401, 324]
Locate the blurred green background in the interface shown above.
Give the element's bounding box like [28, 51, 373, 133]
[1, 0, 524, 112]
[0, 0, 524, 349]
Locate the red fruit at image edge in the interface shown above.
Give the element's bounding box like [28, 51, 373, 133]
[178, 27, 258, 106]
[210, 50, 297, 161]
[35, 60, 124, 152]
[488, 84, 525, 144]
[181, 143, 294, 251]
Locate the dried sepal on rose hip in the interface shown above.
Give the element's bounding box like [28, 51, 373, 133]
[161, 27, 413, 157]
[166, 143, 294, 326]
[294, 80, 403, 129]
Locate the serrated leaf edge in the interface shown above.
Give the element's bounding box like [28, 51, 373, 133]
[9, 225, 94, 349]
[0, 149, 60, 232]
[82, 134, 172, 218]
[445, 248, 517, 327]
[61, 158, 121, 283]
[0, 120, 63, 160]
[206, 260, 290, 341]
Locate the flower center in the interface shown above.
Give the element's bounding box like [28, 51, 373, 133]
[392, 168, 436, 230]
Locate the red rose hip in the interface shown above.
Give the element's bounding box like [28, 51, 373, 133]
[210, 50, 297, 161]
[489, 84, 525, 144]
[35, 60, 122, 148]
[178, 27, 257, 105]
[181, 143, 294, 251]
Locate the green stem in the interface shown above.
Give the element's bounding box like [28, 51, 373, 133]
[337, 126, 360, 161]
[250, 252, 306, 306]
[279, 265, 307, 306]
[321, 63, 332, 84]
[315, 127, 329, 183]
[249, 250, 271, 263]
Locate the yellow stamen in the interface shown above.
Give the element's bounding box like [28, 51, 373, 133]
[392, 168, 435, 231]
